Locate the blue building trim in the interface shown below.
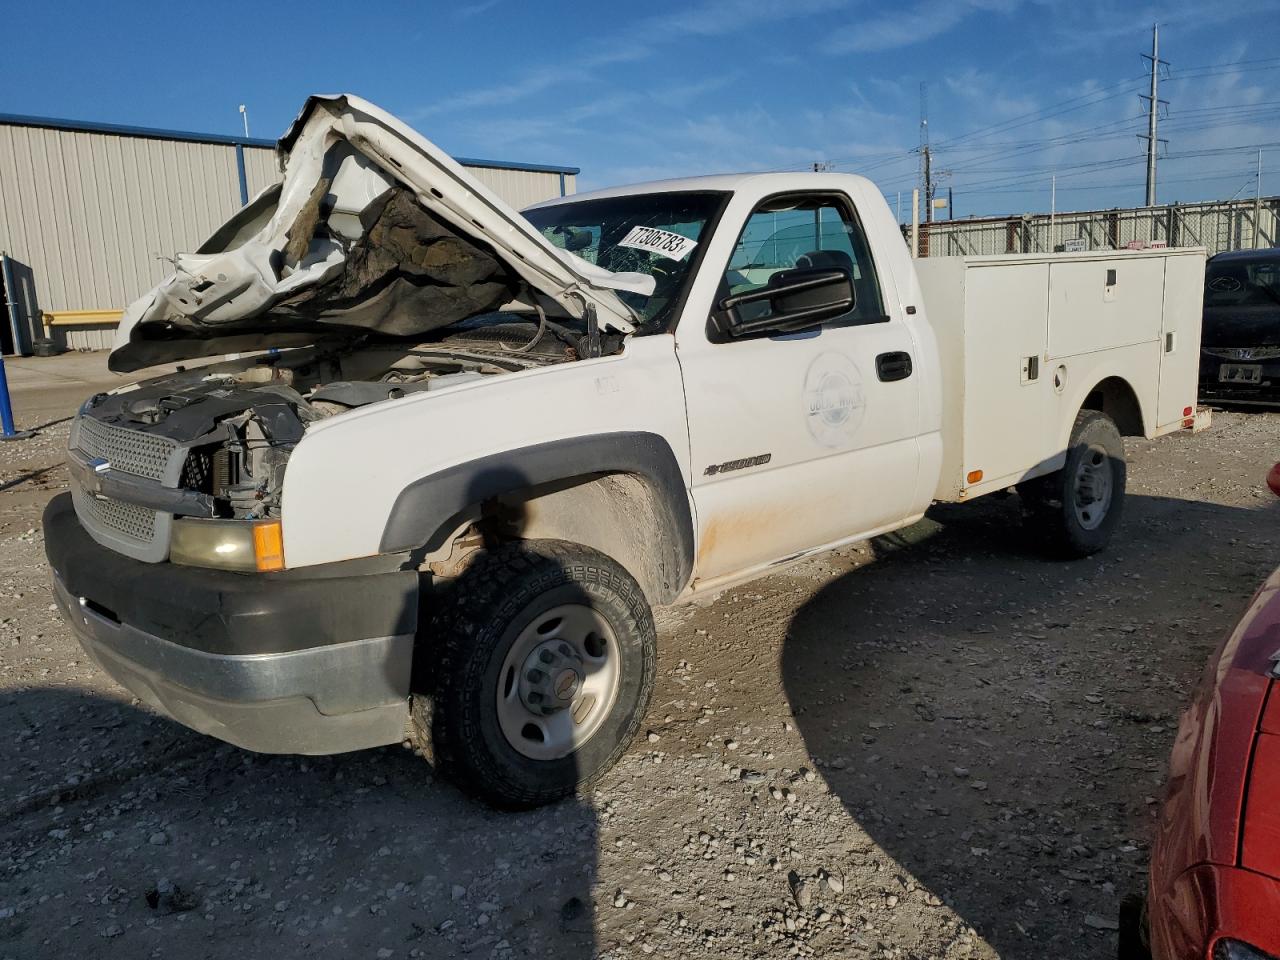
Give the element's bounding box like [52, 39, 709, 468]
[235, 144, 249, 206]
[452, 155, 580, 176]
[0, 111, 275, 148]
[0, 111, 580, 176]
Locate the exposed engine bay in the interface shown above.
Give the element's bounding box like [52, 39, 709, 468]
[82, 315, 592, 521]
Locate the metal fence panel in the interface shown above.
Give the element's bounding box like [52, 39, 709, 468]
[914, 197, 1279, 258]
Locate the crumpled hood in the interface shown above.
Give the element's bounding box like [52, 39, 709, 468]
[110, 94, 644, 372]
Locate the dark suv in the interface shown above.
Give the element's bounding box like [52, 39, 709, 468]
[1200, 247, 1280, 405]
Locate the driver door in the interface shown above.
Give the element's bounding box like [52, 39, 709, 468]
[675, 190, 922, 585]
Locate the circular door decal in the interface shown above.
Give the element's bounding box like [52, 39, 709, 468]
[803, 352, 866, 448]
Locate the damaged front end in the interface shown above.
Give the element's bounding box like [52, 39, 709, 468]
[72, 322, 574, 571]
[70, 359, 306, 571]
[70, 93, 651, 573]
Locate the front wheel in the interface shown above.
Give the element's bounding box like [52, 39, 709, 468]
[412, 540, 656, 809]
[1018, 410, 1126, 558]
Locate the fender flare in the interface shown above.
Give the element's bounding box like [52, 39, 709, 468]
[379, 431, 695, 597]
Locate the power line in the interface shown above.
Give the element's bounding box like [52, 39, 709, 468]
[819, 39, 1280, 214]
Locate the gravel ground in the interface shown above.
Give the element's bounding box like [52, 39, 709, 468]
[2, 393, 1278, 960]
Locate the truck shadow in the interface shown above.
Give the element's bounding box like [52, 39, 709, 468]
[780, 491, 1280, 959]
[0, 684, 599, 958]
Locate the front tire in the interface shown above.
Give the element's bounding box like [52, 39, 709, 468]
[1019, 410, 1126, 558]
[412, 540, 656, 809]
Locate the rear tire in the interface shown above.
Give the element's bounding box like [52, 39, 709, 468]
[1019, 410, 1126, 558]
[411, 540, 656, 809]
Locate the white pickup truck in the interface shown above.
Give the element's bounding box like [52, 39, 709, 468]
[44, 95, 1206, 807]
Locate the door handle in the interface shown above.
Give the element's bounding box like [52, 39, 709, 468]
[876, 351, 913, 382]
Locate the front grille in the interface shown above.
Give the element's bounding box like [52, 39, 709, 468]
[70, 415, 185, 562]
[76, 416, 178, 480]
[72, 485, 157, 542]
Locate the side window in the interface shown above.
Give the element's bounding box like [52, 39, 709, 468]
[722, 194, 887, 330]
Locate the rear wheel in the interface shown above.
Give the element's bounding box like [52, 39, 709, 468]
[1019, 410, 1126, 558]
[411, 540, 656, 809]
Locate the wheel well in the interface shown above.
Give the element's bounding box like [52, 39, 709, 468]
[1082, 377, 1144, 436]
[446, 471, 689, 606]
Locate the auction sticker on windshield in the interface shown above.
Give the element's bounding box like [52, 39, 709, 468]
[617, 226, 698, 261]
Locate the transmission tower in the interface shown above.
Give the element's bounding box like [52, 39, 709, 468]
[1138, 23, 1169, 207]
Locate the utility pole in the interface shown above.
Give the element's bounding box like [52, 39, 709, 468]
[1139, 24, 1168, 207]
[910, 188, 920, 259]
[239, 104, 250, 138]
[1050, 174, 1056, 250]
[1256, 149, 1264, 249]
[896, 191, 902, 224]
[923, 146, 934, 223]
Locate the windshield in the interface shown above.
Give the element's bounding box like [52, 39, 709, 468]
[523, 191, 727, 333]
[1205, 255, 1280, 308]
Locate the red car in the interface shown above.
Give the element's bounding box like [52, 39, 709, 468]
[1130, 464, 1280, 959]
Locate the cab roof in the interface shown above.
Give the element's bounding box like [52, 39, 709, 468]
[525, 171, 883, 209]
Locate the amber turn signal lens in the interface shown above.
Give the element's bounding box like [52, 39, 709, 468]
[253, 521, 285, 572]
[966, 470, 984, 484]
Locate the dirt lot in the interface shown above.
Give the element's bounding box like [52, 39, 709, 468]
[2, 366, 1278, 960]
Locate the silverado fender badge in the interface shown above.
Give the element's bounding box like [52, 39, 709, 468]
[704, 453, 772, 477]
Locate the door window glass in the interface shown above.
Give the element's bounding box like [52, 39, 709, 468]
[724, 195, 886, 328]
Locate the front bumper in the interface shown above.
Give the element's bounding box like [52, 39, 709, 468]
[44, 493, 420, 755]
[1199, 356, 1280, 405]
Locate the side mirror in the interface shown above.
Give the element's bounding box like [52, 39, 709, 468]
[716, 267, 855, 338]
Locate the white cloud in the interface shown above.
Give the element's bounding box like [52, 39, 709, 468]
[824, 0, 1020, 54]
[643, 0, 849, 37]
[410, 44, 650, 119]
[412, 0, 846, 119]
[452, 0, 501, 20]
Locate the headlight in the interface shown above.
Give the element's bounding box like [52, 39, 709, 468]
[1215, 939, 1279, 960]
[170, 518, 285, 572]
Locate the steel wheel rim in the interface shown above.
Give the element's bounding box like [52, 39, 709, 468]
[495, 603, 621, 761]
[1072, 443, 1113, 531]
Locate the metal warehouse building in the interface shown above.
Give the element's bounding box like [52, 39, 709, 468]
[0, 113, 578, 355]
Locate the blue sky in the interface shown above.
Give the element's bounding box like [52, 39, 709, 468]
[3, 0, 1279, 219]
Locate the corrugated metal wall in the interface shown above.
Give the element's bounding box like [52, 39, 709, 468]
[241, 144, 278, 199]
[467, 166, 576, 210]
[0, 120, 574, 352]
